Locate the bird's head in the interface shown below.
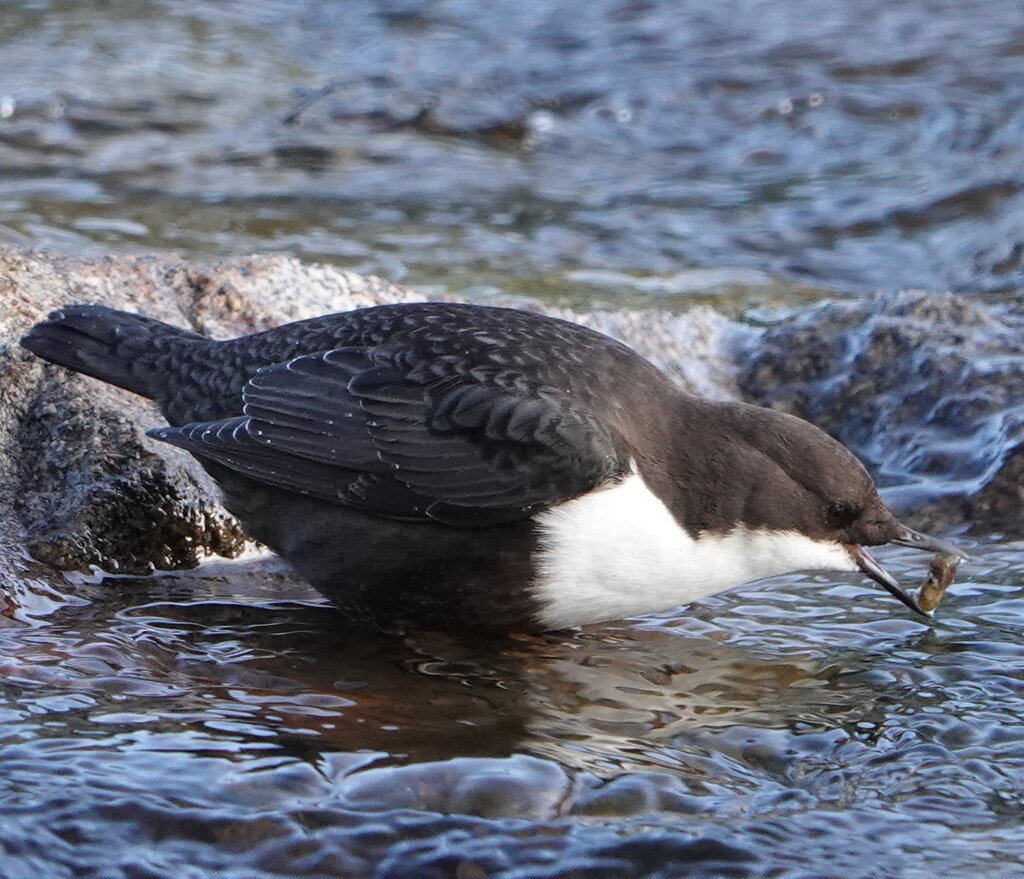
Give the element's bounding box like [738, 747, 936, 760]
[678, 402, 965, 614]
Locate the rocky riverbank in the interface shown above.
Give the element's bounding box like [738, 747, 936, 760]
[740, 290, 1024, 535]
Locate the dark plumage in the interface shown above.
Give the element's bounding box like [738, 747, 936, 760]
[21, 302, 962, 632]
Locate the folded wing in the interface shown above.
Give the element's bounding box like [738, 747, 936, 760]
[148, 344, 624, 527]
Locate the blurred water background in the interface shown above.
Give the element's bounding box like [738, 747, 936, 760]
[4, 0, 1024, 308]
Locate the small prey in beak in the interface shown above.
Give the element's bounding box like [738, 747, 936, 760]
[848, 526, 968, 616]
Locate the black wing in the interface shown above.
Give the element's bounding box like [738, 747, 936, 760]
[148, 344, 624, 526]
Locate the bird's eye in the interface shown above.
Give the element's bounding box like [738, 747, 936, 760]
[827, 500, 860, 528]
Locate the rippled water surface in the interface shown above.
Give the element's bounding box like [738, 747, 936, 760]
[2, 546, 1024, 877]
[3, 0, 1024, 302]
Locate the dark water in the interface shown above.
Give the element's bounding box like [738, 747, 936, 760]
[4, 1, 1024, 876]
[3, 0, 1024, 303]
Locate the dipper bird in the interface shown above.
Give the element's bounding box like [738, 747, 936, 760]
[21, 302, 961, 633]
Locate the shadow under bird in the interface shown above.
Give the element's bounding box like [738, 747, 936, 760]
[21, 302, 963, 633]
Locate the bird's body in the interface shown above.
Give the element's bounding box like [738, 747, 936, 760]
[21, 302, 959, 632]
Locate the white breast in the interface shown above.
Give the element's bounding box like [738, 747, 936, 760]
[532, 471, 856, 628]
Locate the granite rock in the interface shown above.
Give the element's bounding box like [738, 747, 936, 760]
[0, 252, 419, 603]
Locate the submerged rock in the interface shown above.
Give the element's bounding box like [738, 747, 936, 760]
[971, 441, 1024, 533]
[334, 754, 572, 819]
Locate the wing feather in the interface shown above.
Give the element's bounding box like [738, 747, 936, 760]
[148, 339, 625, 525]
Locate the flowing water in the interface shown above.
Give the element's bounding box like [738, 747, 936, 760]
[3, 547, 1024, 877]
[3, 1, 1024, 876]
[4, 0, 1024, 304]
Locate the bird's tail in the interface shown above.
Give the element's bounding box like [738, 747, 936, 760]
[20, 304, 207, 400]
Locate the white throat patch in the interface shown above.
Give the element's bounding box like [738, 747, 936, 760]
[533, 471, 856, 629]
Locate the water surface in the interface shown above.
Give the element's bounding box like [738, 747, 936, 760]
[3, 546, 1024, 877]
[3, 0, 1024, 303]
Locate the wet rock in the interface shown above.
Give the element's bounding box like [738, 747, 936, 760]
[970, 441, 1024, 534]
[334, 755, 571, 820]
[0, 252, 418, 593]
[404, 106, 534, 151]
[739, 290, 1024, 532]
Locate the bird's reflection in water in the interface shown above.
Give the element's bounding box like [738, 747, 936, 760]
[62, 555, 898, 787]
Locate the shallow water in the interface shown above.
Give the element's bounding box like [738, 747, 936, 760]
[3, 545, 1024, 877]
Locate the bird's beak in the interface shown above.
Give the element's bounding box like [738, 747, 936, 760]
[889, 524, 968, 559]
[847, 545, 927, 616]
[847, 525, 968, 617]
